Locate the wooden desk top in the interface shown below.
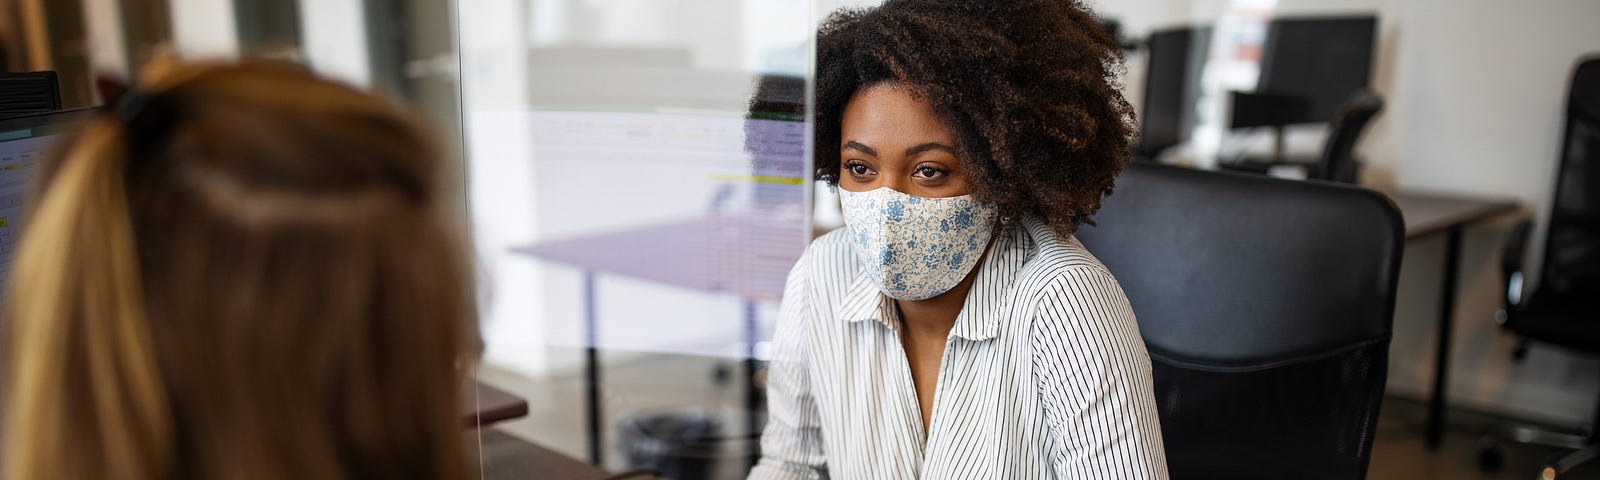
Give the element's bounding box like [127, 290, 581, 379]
[463, 381, 530, 428]
[478, 429, 617, 479]
[1388, 191, 1521, 239]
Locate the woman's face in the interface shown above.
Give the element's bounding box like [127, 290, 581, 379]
[838, 83, 970, 198]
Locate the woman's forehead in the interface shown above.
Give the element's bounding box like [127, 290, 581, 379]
[840, 84, 955, 149]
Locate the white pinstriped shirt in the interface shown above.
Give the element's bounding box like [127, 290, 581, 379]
[751, 216, 1169, 479]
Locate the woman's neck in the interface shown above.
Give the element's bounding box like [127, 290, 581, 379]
[894, 247, 989, 341]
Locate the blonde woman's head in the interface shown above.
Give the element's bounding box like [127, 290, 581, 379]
[4, 58, 475, 480]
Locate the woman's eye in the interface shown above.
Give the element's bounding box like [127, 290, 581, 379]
[913, 166, 947, 179]
[848, 163, 872, 176]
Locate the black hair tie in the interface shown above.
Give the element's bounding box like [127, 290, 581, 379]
[116, 88, 151, 124]
[115, 89, 179, 153]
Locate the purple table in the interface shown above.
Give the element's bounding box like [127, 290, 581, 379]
[512, 216, 806, 466]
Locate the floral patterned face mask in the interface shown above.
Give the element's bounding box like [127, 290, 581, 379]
[838, 187, 999, 301]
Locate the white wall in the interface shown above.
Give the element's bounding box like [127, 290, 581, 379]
[167, 0, 238, 57]
[161, 0, 372, 86]
[80, 0, 128, 79]
[297, 0, 371, 87]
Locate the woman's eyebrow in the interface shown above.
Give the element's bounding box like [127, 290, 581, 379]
[843, 140, 878, 157]
[906, 142, 957, 157]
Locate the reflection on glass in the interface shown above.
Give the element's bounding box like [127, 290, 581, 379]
[461, 0, 812, 474]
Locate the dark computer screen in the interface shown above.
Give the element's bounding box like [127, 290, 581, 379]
[1255, 15, 1377, 125]
[1139, 26, 1211, 157]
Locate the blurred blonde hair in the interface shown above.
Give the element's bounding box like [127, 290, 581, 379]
[4, 58, 475, 479]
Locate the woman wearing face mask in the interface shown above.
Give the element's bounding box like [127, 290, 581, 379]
[749, 1, 1168, 478]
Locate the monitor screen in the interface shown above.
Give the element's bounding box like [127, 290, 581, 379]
[0, 109, 94, 290]
[1140, 26, 1212, 157]
[1144, 15, 1376, 159]
[1255, 15, 1377, 125]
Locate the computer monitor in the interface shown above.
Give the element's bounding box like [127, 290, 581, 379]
[1251, 15, 1376, 126]
[747, 74, 806, 211]
[0, 108, 96, 289]
[1139, 26, 1211, 158]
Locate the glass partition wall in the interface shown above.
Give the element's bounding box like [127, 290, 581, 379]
[460, 0, 814, 476]
[5, 0, 816, 477]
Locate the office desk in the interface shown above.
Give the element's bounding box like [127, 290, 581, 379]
[503, 443, 612, 480]
[1390, 191, 1521, 449]
[513, 216, 806, 466]
[479, 429, 619, 480]
[465, 381, 531, 428]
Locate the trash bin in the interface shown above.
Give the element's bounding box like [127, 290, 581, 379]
[618, 411, 727, 480]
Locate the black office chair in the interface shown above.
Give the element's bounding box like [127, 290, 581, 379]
[0, 71, 62, 119]
[1477, 55, 1600, 479]
[1218, 90, 1382, 184]
[1077, 163, 1405, 480]
[1317, 90, 1383, 184]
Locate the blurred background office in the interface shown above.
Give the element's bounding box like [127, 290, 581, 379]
[3, 0, 1599, 478]
[1106, 0, 1593, 427]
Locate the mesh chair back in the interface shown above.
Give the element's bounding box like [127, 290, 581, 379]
[1076, 163, 1404, 479]
[1539, 56, 1600, 297]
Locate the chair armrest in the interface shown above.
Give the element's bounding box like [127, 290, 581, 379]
[1500, 219, 1534, 311]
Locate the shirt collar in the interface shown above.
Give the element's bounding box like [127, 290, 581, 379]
[835, 219, 1038, 341]
[837, 272, 899, 332]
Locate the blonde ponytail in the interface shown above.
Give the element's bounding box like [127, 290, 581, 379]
[5, 119, 175, 480]
[5, 57, 472, 480]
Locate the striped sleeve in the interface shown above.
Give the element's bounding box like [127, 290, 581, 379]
[1030, 267, 1170, 479]
[748, 252, 828, 480]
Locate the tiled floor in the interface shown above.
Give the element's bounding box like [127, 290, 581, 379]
[477, 350, 1600, 479]
[1368, 398, 1600, 479]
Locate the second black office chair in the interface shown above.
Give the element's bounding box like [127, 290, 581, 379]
[1077, 163, 1405, 480]
[1478, 55, 1600, 480]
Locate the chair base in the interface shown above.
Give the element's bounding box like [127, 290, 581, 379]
[1546, 444, 1600, 479]
[1479, 423, 1598, 478]
[1505, 424, 1590, 450]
